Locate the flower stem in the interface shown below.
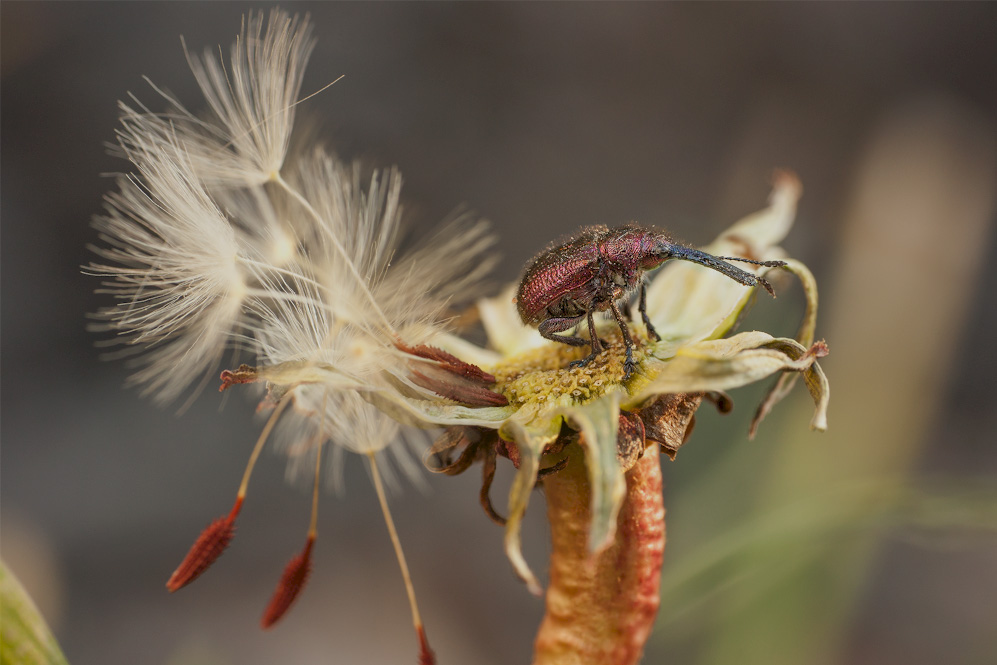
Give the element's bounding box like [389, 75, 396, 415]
[535, 443, 665, 665]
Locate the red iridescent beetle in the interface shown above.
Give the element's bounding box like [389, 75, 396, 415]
[515, 225, 785, 378]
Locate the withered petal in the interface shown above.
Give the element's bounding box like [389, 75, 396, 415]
[424, 427, 476, 473]
[616, 411, 647, 472]
[479, 444, 506, 525]
[638, 393, 704, 460]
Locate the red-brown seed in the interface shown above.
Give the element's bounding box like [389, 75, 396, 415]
[410, 368, 509, 407]
[399, 343, 498, 385]
[417, 625, 436, 665]
[397, 341, 509, 406]
[260, 536, 314, 629]
[166, 497, 243, 592]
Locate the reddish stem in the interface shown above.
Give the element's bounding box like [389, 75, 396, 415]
[534, 445, 665, 665]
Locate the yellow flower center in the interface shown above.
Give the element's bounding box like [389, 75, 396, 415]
[492, 328, 651, 406]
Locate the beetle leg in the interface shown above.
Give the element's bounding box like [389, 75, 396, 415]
[569, 352, 599, 370]
[621, 298, 634, 322]
[586, 309, 605, 354]
[568, 309, 604, 369]
[609, 300, 636, 379]
[639, 283, 661, 342]
[538, 316, 588, 347]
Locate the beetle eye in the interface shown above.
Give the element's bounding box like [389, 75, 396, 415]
[651, 240, 673, 260]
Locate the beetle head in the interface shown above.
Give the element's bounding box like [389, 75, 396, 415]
[644, 234, 678, 269]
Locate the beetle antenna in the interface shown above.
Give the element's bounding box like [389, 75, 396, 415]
[715, 255, 786, 268]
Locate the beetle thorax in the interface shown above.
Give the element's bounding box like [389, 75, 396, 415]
[598, 227, 662, 285]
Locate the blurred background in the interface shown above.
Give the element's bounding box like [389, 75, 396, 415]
[2, 3, 996, 664]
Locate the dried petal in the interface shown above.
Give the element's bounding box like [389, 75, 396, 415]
[479, 443, 506, 525]
[749, 258, 822, 438]
[644, 173, 801, 344]
[401, 341, 509, 407]
[424, 427, 475, 473]
[166, 498, 242, 591]
[496, 436, 522, 468]
[500, 414, 562, 596]
[704, 390, 734, 413]
[617, 410, 647, 472]
[261, 536, 314, 629]
[634, 332, 827, 415]
[424, 427, 485, 476]
[477, 284, 548, 357]
[557, 390, 626, 554]
[639, 394, 704, 460]
[750, 339, 830, 438]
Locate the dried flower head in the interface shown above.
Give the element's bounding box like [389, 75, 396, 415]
[418, 171, 829, 594]
[412, 172, 828, 665]
[87, 9, 828, 665]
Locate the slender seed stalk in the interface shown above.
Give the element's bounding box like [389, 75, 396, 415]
[367, 452, 435, 665]
[166, 395, 293, 592]
[237, 396, 292, 499]
[308, 430, 322, 539]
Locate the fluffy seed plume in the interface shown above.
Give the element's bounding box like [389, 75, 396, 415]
[114, 10, 315, 188]
[90, 7, 496, 432]
[89, 11, 499, 660]
[88, 130, 249, 404]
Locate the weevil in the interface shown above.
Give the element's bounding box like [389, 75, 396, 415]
[515, 225, 786, 378]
